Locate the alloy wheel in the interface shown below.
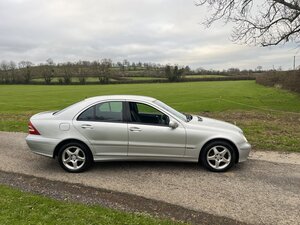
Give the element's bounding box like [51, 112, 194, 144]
[206, 145, 232, 170]
[62, 146, 86, 171]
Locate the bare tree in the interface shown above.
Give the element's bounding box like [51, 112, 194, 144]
[77, 67, 87, 84]
[9, 61, 17, 83]
[46, 58, 54, 66]
[123, 59, 130, 68]
[196, 0, 300, 46]
[76, 61, 89, 84]
[227, 67, 240, 75]
[132, 62, 137, 70]
[93, 59, 112, 84]
[0, 61, 10, 83]
[256, 65, 263, 72]
[101, 59, 112, 83]
[184, 65, 191, 73]
[18, 61, 34, 83]
[61, 62, 73, 84]
[42, 59, 55, 84]
[117, 61, 125, 75]
[93, 61, 101, 81]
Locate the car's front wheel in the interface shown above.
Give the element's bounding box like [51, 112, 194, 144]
[200, 141, 236, 172]
[58, 142, 93, 173]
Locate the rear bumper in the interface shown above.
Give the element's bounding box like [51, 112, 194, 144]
[25, 135, 59, 158]
[238, 142, 251, 162]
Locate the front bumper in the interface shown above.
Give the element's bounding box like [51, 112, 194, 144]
[26, 135, 59, 158]
[238, 142, 251, 162]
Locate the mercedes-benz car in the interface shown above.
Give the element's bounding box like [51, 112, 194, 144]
[26, 95, 251, 173]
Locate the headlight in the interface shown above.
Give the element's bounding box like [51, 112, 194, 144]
[238, 130, 247, 142]
[242, 135, 248, 142]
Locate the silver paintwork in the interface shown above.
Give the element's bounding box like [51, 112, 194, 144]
[26, 95, 251, 166]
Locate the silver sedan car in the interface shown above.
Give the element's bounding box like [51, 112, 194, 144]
[26, 95, 251, 173]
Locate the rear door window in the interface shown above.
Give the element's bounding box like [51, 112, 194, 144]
[77, 101, 123, 122]
[95, 102, 123, 122]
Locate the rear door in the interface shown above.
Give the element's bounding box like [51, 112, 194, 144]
[73, 101, 128, 157]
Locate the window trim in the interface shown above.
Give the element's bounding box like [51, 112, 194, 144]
[76, 100, 126, 123]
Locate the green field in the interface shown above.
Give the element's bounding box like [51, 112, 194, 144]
[0, 185, 183, 225]
[0, 80, 300, 151]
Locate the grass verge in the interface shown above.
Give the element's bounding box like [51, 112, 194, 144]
[204, 111, 300, 153]
[0, 185, 185, 225]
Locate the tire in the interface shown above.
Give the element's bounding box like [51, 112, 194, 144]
[58, 142, 93, 173]
[200, 140, 236, 172]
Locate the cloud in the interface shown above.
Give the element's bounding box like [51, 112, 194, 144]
[0, 0, 298, 70]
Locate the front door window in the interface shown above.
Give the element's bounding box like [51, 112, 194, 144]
[129, 102, 169, 126]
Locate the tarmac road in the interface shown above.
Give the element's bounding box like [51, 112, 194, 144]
[0, 131, 299, 225]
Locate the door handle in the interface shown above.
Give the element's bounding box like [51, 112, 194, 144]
[81, 124, 93, 129]
[129, 127, 142, 132]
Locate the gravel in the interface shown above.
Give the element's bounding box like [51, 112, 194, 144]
[0, 131, 299, 225]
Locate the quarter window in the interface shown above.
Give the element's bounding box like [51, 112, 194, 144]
[77, 106, 94, 121]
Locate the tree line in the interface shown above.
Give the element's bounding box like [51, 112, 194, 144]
[0, 58, 268, 85]
[0, 58, 194, 84]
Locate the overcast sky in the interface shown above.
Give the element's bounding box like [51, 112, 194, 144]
[0, 0, 299, 70]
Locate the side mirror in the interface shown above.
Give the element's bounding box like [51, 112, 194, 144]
[169, 120, 178, 129]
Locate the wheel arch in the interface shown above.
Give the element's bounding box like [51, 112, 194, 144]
[53, 138, 93, 160]
[199, 138, 239, 164]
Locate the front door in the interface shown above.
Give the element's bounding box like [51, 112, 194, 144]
[127, 102, 186, 158]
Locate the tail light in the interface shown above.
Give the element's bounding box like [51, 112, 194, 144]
[28, 121, 40, 135]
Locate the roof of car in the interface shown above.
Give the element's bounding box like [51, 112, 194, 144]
[84, 95, 157, 103]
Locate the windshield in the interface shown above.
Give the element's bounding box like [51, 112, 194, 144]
[154, 100, 187, 122]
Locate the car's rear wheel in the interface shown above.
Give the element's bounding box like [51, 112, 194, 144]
[58, 142, 93, 173]
[200, 141, 236, 172]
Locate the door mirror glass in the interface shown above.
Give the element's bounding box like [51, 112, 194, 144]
[169, 120, 178, 129]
